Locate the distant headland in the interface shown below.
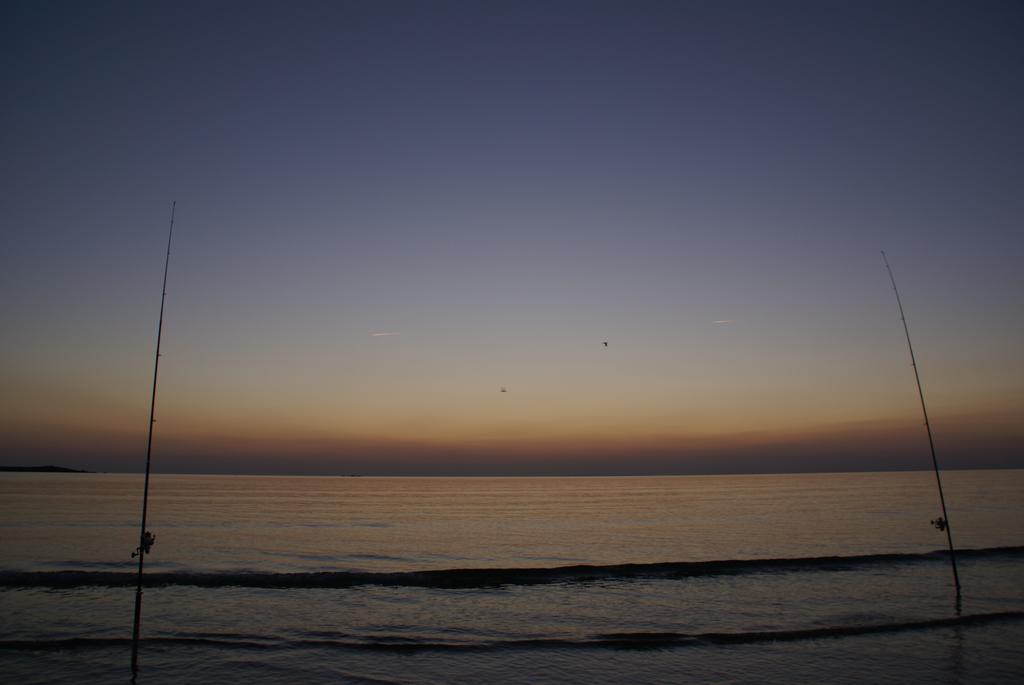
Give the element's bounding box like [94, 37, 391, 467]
[0, 465, 92, 473]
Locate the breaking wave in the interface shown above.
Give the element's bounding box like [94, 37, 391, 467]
[1, 546, 1021, 590]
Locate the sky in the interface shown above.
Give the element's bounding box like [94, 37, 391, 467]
[2, 0, 1022, 475]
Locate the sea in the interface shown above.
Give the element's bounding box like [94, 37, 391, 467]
[1, 470, 1023, 684]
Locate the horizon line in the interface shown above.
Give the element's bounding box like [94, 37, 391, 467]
[5, 465, 1019, 478]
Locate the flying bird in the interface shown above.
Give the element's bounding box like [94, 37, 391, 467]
[603, 341, 608, 347]
[500, 387, 507, 393]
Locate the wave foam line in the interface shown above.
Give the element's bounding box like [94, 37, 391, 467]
[2, 612, 1021, 653]
[2, 546, 1021, 589]
[593, 610, 1024, 647]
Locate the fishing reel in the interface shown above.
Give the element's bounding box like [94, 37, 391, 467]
[131, 531, 156, 558]
[930, 517, 948, 532]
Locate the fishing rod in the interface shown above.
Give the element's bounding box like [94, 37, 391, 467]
[131, 201, 176, 679]
[881, 251, 961, 599]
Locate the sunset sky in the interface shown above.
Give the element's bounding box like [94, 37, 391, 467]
[2, 0, 1022, 475]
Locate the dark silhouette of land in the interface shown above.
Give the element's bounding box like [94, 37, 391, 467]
[0, 465, 91, 473]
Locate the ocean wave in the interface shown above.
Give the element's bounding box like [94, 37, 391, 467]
[1, 546, 1021, 590]
[2, 611, 1021, 652]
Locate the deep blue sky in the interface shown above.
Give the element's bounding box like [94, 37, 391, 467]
[2, 1, 1022, 474]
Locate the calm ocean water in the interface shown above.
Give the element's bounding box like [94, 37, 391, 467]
[2, 470, 1023, 683]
